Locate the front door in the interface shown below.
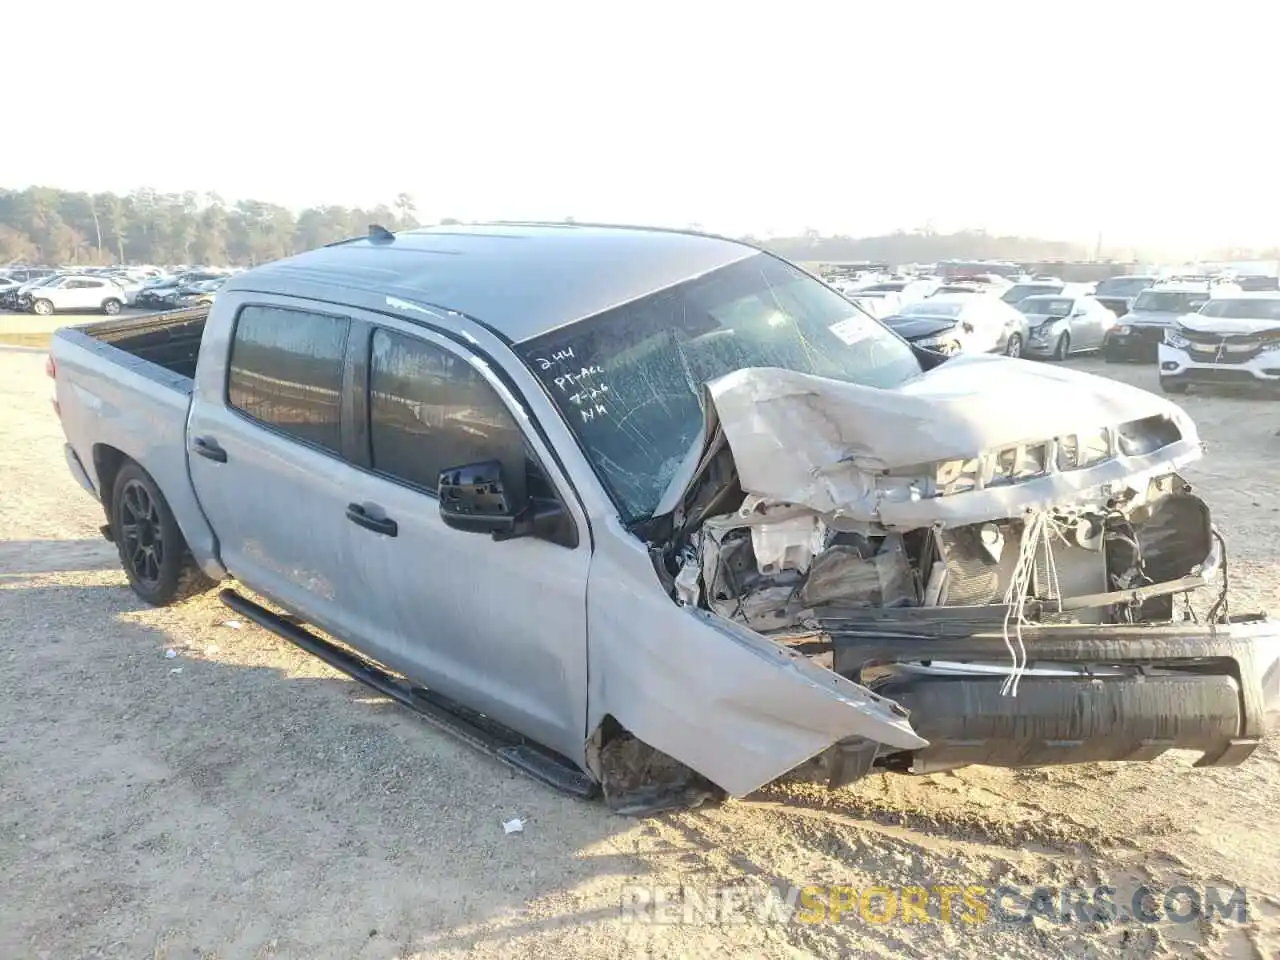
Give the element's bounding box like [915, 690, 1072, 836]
[337, 317, 592, 762]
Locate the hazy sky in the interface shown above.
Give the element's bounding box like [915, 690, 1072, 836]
[7, 2, 1276, 249]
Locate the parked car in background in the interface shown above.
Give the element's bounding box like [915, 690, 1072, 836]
[0, 266, 58, 284]
[134, 276, 180, 307]
[930, 282, 985, 296]
[134, 272, 225, 308]
[8, 274, 65, 311]
[845, 292, 902, 320]
[1016, 294, 1117, 360]
[854, 278, 937, 303]
[1235, 275, 1280, 292]
[1102, 285, 1213, 362]
[166, 277, 227, 308]
[1000, 280, 1065, 306]
[1093, 275, 1160, 318]
[1158, 293, 1280, 394]
[24, 274, 127, 316]
[882, 294, 1029, 356]
[104, 275, 146, 307]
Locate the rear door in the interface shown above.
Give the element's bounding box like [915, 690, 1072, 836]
[187, 295, 369, 640]
[337, 315, 592, 762]
[78, 279, 109, 310]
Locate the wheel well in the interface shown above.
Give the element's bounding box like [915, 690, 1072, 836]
[92, 444, 129, 523]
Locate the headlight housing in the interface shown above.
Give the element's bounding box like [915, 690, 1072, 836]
[1117, 324, 1132, 335]
[988, 442, 1049, 486]
[915, 335, 961, 354]
[1165, 329, 1191, 349]
[1058, 429, 1111, 470]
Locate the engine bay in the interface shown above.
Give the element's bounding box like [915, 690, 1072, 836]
[680, 474, 1219, 634]
[655, 362, 1225, 660]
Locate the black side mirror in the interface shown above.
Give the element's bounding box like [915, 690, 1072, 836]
[438, 460, 523, 537]
[437, 459, 578, 548]
[961, 321, 975, 334]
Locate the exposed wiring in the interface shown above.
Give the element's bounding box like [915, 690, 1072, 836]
[1001, 510, 1061, 697]
[1207, 528, 1230, 624]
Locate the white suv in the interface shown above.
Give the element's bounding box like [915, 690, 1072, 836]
[27, 275, 127, 316]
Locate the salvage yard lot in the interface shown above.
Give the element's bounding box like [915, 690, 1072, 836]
[1, 345, 1278, 959]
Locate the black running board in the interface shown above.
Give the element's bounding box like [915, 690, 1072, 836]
[219, 589, 600, 799]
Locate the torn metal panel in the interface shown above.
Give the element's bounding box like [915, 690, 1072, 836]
[704, 356, 1201, 527]
[585, 533, 927, 798]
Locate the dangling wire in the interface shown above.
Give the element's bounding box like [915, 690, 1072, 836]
[1000, 509, 1071, 697]
[1001, 511, 1044, 696]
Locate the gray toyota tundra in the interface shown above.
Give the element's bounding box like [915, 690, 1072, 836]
[50, 223, 1280, 813]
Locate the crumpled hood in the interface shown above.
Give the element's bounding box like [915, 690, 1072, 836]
[1177, 315, 1280, 337]
[703, 354, 1200, 522]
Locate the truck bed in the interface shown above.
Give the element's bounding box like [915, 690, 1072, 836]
[51, 305, 222, 578]
[72, 307, 209, 380]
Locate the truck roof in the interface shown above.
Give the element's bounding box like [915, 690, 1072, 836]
[221, 222, 758, 343]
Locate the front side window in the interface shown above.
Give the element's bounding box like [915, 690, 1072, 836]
[226, 304, 350, 453]
[516, 252, 922, 522]
[368, 329, 528, 500]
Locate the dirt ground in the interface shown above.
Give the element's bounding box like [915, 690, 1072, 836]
[2, 344, 1277, 960]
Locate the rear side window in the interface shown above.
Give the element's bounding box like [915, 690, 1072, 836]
[368, 328, 527, 498]
[227, 304, 350, 454]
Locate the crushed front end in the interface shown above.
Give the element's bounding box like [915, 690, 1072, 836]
[658, 357, 1280, 788]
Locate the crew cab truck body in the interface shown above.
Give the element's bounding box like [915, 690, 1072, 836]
[52, 224, 1280, 810]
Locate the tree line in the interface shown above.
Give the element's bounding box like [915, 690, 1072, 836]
[5, 183, 1273, 269]
[0, 186, 430, 267]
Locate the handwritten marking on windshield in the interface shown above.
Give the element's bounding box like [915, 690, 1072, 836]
[552, 365, 606, 392]
[532, 347, 577, 370]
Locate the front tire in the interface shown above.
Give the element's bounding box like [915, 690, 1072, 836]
[1159, 377, 1189, 395]
[102, 298, 123, 316]
[32, 299, 53, 316]
[110, 461, 213, 606]
[1052, 332, 1071, 361]
[1004, 333, 1023, 358]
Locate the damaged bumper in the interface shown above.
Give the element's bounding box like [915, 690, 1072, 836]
[817, 617, 1280, 781]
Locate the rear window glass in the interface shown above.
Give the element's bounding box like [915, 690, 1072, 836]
[902, 300, 964, 318]
[226, 304, 350, 454]
[1132, 291, 1209, 313]
[1018, 297, 1073, 317]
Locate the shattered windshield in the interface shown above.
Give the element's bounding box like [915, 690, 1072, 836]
[516, 253, 923, 521]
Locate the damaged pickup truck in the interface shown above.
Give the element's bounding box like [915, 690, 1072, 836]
[51, 223, 1280, 812]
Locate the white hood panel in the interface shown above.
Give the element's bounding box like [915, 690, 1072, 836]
[705, 355, 1201, 526]
[1177, 316, 1280, 336]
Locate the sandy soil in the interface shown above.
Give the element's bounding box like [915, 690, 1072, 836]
[1, 345, 1277, 959]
